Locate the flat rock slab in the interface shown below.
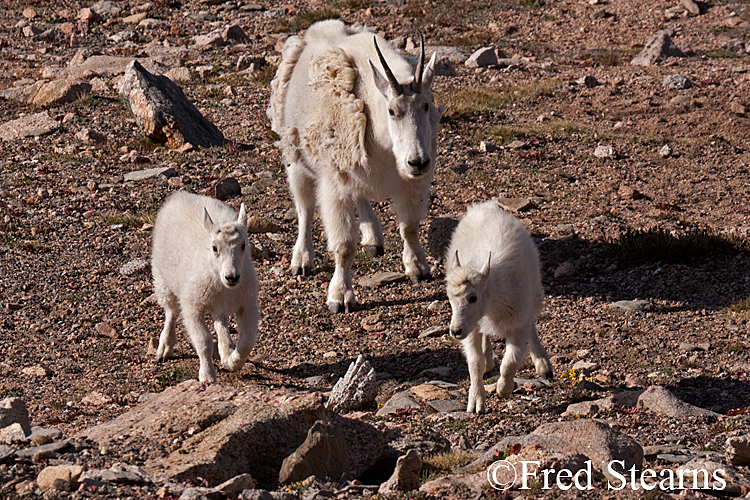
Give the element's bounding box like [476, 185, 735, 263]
[78, 380, 382, 487]
[476, 419, 643, 482]
[426, 400, 465, 413]
[358, 272, 408, 289]
[123, 166, 177, 182]
[0, 112, 59, 141]
[376, 390, 420, 417]
[118, 60, 225, 149]
[563, 386, 717, 418]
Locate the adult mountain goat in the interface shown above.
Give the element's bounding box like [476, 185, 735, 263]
[446, 201, 553, 413]
[151, 191, 260, 383]
[268, 20, 444, 313]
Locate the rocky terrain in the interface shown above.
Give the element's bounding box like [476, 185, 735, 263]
[3, 0, 750, 498]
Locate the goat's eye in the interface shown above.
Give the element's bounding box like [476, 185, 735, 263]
[212, 245, 218, 253]
[468, 295, 477, 304]
[241, 243, 246, 251]
[388, 108, 395, 117]
[423, 103, 429, 112]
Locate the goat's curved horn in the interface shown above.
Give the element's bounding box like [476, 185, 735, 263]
[414, 30, 425, 92]
[374, 37, 403, 96]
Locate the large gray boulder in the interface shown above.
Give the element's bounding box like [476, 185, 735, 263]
[118, 60, 225, 149]
[631, 30, 685, 66]
[78, 381, 383, 488]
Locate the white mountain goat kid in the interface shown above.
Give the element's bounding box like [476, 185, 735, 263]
[268, 20, 444, 313]
[151, 191, 260, 383]
[445, 201, 553, 413]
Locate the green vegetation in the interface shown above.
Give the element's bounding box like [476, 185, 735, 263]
[271, 8, 339, 33]
[604, 226, 747, 267]
[440, 79, 564, 121]
[724, 298, 750, 321]
[100, 211, 155, 228]
[421, 450, 478, 483]
[706, 48, 740, 59]
[154, 366, 193, 390]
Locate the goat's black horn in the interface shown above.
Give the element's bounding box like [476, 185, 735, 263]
[414, 30, 425, 92]
[374, 36, 403, 96]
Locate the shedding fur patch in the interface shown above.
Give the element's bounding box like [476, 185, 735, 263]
[267, 35, 305, 136]
[301, 49, 367, 177]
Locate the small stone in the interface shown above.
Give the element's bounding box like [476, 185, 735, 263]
[122, 12, 147, 23]
[572, 361, 598, 372]
[554, 261, 576, 278]
[670, 95, 694, 107]
[376, 391, 421, 417]
[0, 112, 58, 142]
[726, 435, 750, 466]
[411, 384, 450, 401]
[479, 140, 497, 153]
[37, 464, 84, 492]
[0, 423, 27, 444]
[506, 139, 527, 149]
[193, 30, 224, 50]
[680, 0, 700, 15]
[215, 177, 241, 200]
[730, 101, 747, 116]
[246, 215, 281, 234]
[617, 184, 644, 200]
[465, 47, 498, 68]
[360, 315, 385, 332]
[22, 365, 51, 378]
[418, 325, 449, 339]
[95, 322, 120, 339]
[1, 397, 31, 433]
[326, 355, 377, 413]
[663, 74, 693, 90]
[609, 299, 650, 312]
[22, 8, 37, 19]
[494, 196, 533, 212]
[215, 473, 255, 492]
[427, 400, 465, 413]
[164, 67, 193, 83]
[576, 75, 599, 87]
[124, 167, 176, 182]
[378, 449, 422, 494]
[75, 127, 107, 145]
[119, 259, 149, 276]
[22, 25, 42, 37]
[79, 7, 101, 24]
[60, 22, 75, 35]
[358, 272, 408, 289]
[594, 145, 615, 158]
[659, 144, 672, 157]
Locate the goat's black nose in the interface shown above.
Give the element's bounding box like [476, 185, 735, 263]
[408, 157, 431, 172]
[225, 274, 240, 285]
[450, 328, 462, 338]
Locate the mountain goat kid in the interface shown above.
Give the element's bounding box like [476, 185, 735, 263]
[151, 191, 260, 383]
[268, 20, 444, 313]
[446, 201, 553, 413]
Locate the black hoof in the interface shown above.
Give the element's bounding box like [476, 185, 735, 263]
[328, 301, 356, 313]
[291, 266, 312, 277]
[364, 245, 384, 257]
[155, 357, 165, 364]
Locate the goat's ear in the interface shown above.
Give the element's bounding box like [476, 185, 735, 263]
[369, 59, 391, 98]
[237, 203, 247, 228]
[203, 207, 215, 231]
[479, 252, 491, 280]
[452, 250, 461, 269]
[420, 52, 437, 93]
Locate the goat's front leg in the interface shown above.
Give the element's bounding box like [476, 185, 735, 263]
[319, 192, 357, 313]
[183, 312, 217, 383]
[356, 197, 385, 257]
[462, 331, 487, 414]
[393, 189, 430, 283]
[287, 163, 316, 276]
[529, 326, 554, 380]
[224, 294, 260, 372]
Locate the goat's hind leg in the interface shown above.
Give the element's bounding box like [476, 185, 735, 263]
[529, 326, 553, 380]
[212, 315, 235, 367]
[155, 290, 178, 363]
[357, 198, 384, 257]
[287, 163, 316, 276]
[319, 191, 357, 314]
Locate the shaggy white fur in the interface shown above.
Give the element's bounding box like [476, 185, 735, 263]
[268, 19, 444, 313]
[151, 191, 260, 383]
[446, 201, 553, 413]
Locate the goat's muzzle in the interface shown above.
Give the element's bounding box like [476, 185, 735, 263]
[224, 274, 240, 287]
[407, 157, 431, 176]
[450, 328, 465, 340]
